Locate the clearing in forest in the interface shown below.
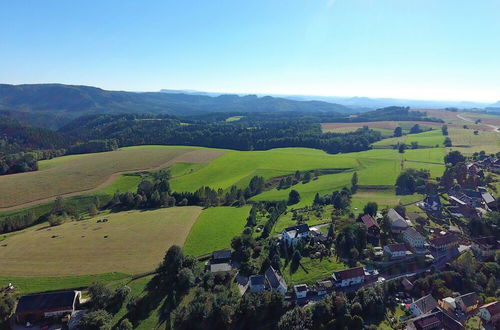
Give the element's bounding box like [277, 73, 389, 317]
[0, 207, 202, 276]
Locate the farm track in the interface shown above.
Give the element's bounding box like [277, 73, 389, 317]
[0, 149, 225, 212]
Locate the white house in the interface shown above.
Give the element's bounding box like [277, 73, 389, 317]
[248, 275, 265, 293]
[332, 267, 365, 287]
[281, 224, 310, 245]
[265, 266, 287, 295]
[383, 243, 408, 259]
[410, 294, 438, 317]
[403, 228, 426, 250]
[293, 284, 308, 299]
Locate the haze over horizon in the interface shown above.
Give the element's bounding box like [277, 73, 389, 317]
[1, 0, 500, 103]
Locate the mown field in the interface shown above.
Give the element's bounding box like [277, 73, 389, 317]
[372, 129, 444, 147]
[0, 207, 202, 276]
[321, 121, 443, 134]
[0, 146, 224, 209]
[183, 206, 251, 256]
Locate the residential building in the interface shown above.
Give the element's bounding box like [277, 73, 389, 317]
[438, 297, 457, 312]
[429, 233, 458, 251]
[406, 312, 442, 330]
[403, 228, 426, 250]
[15, 290, 81, 324]
[316, 279, 334, 296]
[293, 284, 308, 299]
[456, 292, 479, 314]
[265, 266, 287, 295]
[281, 224, 310, 245]
[248, 275, 265, 293]
[384, 243, 409, 259]
[479, 301, 500, 326]
[388, 208, 410, 233]
[410, 294, 438, 317]
[361, 214, 380, 236]
[418, 195, 442, 212]
[471, 236, 500, 260]
[332, 267, 365, 287]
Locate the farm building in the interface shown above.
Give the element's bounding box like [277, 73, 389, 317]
[209, 249, 232, 273]
[387, 209, 411, 233]
[360, 214, 380, 236]
[15, 290, 81, 325]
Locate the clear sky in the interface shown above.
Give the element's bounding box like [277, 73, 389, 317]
[1, 0, 499, 102]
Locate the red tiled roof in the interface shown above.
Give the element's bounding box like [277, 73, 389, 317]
[334, 267, 364, 281]
[361, 214, 379, 229]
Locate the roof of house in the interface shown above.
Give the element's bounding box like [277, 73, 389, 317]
[458, 292, 479, 308]
[265, 266, 287, 290]
[16, 291, 79, 314]
[430, 233, 457, 246]
[283, 224, 310, 238]
[333, 267, 364, 281]
[482, 192, 495, 204]
[424, 195, 442, 206]
[361, 214, 379, 229]
[385, 243, 407, 253]
[412, 294, 438, 314]
[317, 279, 334, 289]
[294, 284, 308, 292]
[249, 275, 265, 286]
[403, 228, 425, 242]
[212, 249, 232, 260]
[412, 313, 442, 330]
[210, 262, 232, 273]
[388, 209, 409, 229]
[480, 301, 500, 316]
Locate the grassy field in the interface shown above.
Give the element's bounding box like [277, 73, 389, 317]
[0, 272, 130, 295]
[447, 128, 500, 154]
[372, 129, 444, 147]
[170, 148, 358, 192]
[0, 207, 202, 276]
[0, 146, 224, 209]
[351, 188, 424, 212]
[282, 256, 348, 285]
[321, 121, 443, 134]
[183, 206, 251, 256]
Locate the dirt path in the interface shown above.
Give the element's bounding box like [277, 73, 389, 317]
[456, 114, 500, 132]
[0, 149, 225, 212]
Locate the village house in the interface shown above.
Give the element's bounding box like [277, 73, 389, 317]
[410, 294, 438, 317]
[448, 195, 476, 216]
[387, 208, 411, 233]
[248, 275, 265, 293]
[15, 290, 81, 325]
[360, 214, 380, 236]
[332, 266, 365, 287]
[383, 243, 410, 259]
[209, 249, 232, 273]
[281, 224, 310, 245]
[429, 233, 458, 252]
[438, 296, 457, 313]
[417, 195, 442, 212]
[316, 279, 334, 296]
[406, 312, 442, 330]
[403, 228, 427, 251]
[265, 266, 287, 295]
[455, 292, 479, 315]
[479, 301, 500, 327]
[293, 284, 308, 299]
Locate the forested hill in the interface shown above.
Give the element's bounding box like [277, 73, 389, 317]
[0, 83, 352, 128]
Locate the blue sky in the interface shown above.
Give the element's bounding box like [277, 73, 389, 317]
[1, 0, 499, 102]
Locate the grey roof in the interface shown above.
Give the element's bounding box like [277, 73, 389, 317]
[283, 224, 310, 238]
[265, 266, 287, 290]
[249, 275, 265, 286]
[16, 291, 79, 313]
[210, 262, 232, 273]
[458, 292, 479, 308]
[404, 228, 425, 241]
[482, 192, 495, 204]
[212, 249, 232, 261]
[413, 294, 438, 314]
[388, 209, 409, 229]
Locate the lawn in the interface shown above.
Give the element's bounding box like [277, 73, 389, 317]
[0, 207, 202, 276]
[0, 272, 130, 295]
[183, 206, 251, 256]
[0, 146, 224, 209]
[282, 256, 348, 285]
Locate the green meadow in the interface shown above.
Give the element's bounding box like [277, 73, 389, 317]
[372, 129, 445, 147]
[183, 206, 252, 256]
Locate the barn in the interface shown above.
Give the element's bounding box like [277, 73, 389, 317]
[15, 290, 81, 325]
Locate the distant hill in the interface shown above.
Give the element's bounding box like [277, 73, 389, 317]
[0, 84, 352, 128]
